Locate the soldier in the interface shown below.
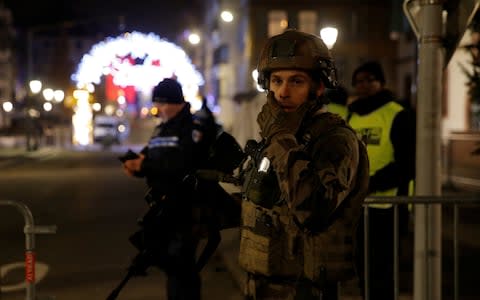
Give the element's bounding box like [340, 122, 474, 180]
[237, 29, 370, 300]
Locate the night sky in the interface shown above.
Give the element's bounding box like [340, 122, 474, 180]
[3, 0, 204, 41]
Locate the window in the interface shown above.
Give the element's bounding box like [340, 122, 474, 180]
[268, 10, 288, 37]
[298, 11, 317, 35]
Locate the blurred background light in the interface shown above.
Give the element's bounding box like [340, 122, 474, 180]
[220, 10, 234, 23]
[320, 27, 338, 50]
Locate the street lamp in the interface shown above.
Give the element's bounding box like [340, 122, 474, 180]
[2, 101, 13, 113]
[53, 90, 65, 103]
[320, 27, 338, 50]
[220, 10, 234, 23]
[43, 102, 53, 112]
[29, 80, 42, 94]
[42, 88, 54, 101]
[188, 33, 201, 45]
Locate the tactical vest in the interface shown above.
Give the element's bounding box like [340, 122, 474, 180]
[239, 112, 369, 284]
[347, 101, 405, 205]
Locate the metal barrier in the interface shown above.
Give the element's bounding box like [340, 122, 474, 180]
[0, 200, 57, 300]
[363, 195, 480, 300]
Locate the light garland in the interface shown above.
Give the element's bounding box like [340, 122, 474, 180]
[72, 31, 203, 102]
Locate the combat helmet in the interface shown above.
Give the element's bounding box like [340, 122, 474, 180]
[257, 29, 338, 90]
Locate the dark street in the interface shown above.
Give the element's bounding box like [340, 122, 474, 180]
[0, 148, 243, 300]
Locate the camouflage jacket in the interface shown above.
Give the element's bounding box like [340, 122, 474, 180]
[240, 109, 370, 282]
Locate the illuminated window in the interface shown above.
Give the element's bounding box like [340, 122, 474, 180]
[298, 11, 317, 35]
[268, 10, 288, 37]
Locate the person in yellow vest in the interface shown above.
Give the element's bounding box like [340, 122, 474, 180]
[325, 85, 349, 119]
[348, 61, 416, 300]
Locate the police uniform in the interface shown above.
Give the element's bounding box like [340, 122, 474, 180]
[238, 30, 370, 300]
[138, 103, 197, 197]
[135, 79, 202, 300]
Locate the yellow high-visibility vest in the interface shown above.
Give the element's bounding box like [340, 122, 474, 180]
[327, 103, 348, 119]
[347, 101, 406, 208]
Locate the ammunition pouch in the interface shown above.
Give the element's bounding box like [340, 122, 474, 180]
[239, 200, 357, 283]
[239, 200, 302, 277]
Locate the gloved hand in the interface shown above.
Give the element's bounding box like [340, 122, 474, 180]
[257, 91, 314, 140]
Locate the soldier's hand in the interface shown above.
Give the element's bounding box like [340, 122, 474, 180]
[257, 91, 313, 140]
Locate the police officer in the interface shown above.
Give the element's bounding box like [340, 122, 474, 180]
[238, 29, 370, 300]
[349, 61, 416, 300]
[123, 78, 202, 300]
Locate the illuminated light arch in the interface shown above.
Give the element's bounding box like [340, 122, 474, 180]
[72, 31, 204, 108]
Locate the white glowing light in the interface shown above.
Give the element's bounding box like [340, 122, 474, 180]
[118, 124, 126, 133]
[43, 88, 54, 101]
[73, 89, 89, 100]
[53, 90, 65, 102]
[188, 33, 201, 45]
[2, 101, 13, 112]
[72, 89, 93, 146]
[86, 83, 95, 93]
[43, 102, 53, 111]
[72, 31, 204, 108]
[92, 102, 102, 111]
[221, 11, 234, 22]
[104, 104, 116, 116]
[29, 80, 42, 94]
[320, 27, 338, 50]
[117, 95, 126, 105]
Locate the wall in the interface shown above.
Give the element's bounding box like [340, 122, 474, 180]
[445, 29, 472, 136]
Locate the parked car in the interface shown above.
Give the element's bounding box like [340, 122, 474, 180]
[93, 115, 129, 146]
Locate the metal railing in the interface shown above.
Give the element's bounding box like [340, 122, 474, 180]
[0, 200, 57, 300]
[363, 195, 480, 300]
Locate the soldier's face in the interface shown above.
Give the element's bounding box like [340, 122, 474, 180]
[269, 70, 324, 112]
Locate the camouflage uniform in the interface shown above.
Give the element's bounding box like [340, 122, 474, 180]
[238, 29, 370, 300]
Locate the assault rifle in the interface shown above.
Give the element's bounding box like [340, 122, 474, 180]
[107, 131, 245, 300]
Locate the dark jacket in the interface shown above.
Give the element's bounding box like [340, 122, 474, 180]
[347, 89, 416, 195]
[138, 103, 197, 198]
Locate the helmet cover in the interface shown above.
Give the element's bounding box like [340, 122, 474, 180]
[257, 29, 338, 89]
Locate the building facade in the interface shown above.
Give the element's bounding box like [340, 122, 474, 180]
[201, 0, 409, 146]
[0, 2, 15, 127]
